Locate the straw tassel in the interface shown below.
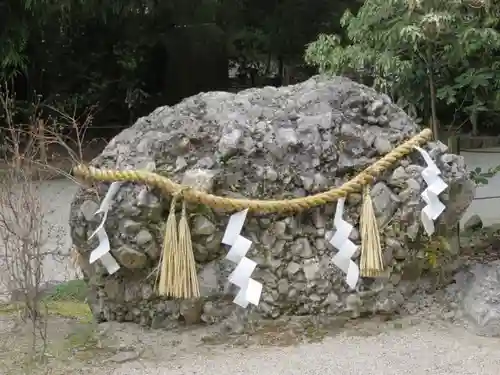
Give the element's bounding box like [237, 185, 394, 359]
[157, 196, 179, 296]
[176, 201, 200, 299]
[360, 186, 384, 277]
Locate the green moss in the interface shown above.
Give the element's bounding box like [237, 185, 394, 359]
[44, 279, 89, 302]
[0, 279, 92, 322]
[0, 301, 93, 322]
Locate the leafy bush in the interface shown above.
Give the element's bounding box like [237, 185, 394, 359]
[305, 0, 500, 136]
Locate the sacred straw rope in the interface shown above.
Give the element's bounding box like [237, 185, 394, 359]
[72, 128, 433, 214]
[360, 185, 384, 277]
[74, 128, 433, 298]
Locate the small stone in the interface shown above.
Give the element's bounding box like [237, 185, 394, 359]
[389, 166, 409, 186]
[315, 238, 327, 251]
[300, 175, 314, 191]
[303, 260, 319, 281]
[371, 182, 399, 226]
[394, 248, 408, 261]
[325, 292, 339, 306]
[192, 216, 216, 236]
[142, 283, 154, 299]
[180, 300, 203, 325]
[374, 136, 392, 154]
[312, 209, 326, 229]
[286, 262, 301, 275]
[115, 246, 148, 269]
[198, 262, 220, 296]
[145, 244, 160, 259]
[464, 214, 483, 232]
[107, 351, 140, 363]
[151, 313, 168, 329]
[310, 294, 322, 302]
[277, 279, 289, 295]
[121, 220, 142, 234]
[346, 294, 362, 317]
[175, 156, 188, 171]
[80, 200, 99, 222]
[291, 237, 313, 258]
[261, 230, 276, 247]
[272, 221, 287, 238]
[390, 273, 402, 285]
[135, 229, 153, 246]
[181, 169, 217, 192]
[369, 99, 384, 115]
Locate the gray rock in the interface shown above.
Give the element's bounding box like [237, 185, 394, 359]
[277, 278, 289, 295]
[455, 262, 500, 337]
[303, 260, 320, 281]
[69, 75, 474, 328]
[286, 262, 301, 276]
[192, 216, 216, 236]
[121, 219, 142, 234]
[463, 214, 483, 232]
[198, 261, 220, 296]
[374, 136, 392, 154]
[135, 229, 153, 246]
[115, 246, 148, 269]
[80, 200, 99, 222]
[182, 169, 217, 192]
[291, 238, 313, 258]
[371, 182, 399, 226]
[106, 351, 140, 363]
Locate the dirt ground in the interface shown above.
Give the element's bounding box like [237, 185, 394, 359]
[1, 300, 500, 375]
[0, 303, 446, 375]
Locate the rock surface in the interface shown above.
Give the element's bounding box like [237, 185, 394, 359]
[449, 261, 500, 337]
[69, 75, 474, 327]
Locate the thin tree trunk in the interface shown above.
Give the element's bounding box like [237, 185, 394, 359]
[38, 119, 47, 164]
[426, 46, 439, 140]
[470, 110, 478, 135]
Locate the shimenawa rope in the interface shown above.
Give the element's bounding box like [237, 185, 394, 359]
[72, 128, 432, 214]
[74, 128, 433, 299]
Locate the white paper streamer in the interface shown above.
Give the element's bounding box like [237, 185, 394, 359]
[88, 182, 123, 274]
[415, 147, 448, 236]
[329, 198, 359, 289]
[221, 209, 263, 308]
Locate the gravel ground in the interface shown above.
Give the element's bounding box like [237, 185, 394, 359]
[116, 325, 498, 374]
[103, 322, 500, 375]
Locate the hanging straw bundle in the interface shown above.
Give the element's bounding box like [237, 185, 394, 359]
[156, 194, 200, 299]
[176, 201, 200, 298]
[156, 196, 179, 296]
[359, 186, 384, 277]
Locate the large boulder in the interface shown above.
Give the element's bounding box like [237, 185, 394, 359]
[69, 76, 474, 327]
[448, 260, 500, 337]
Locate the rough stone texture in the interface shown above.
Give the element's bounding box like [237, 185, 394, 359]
[449, 261, 500, 337]
[69, 75, 474, 328]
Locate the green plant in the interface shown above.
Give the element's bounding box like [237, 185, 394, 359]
[423, 235, 450, 269]
[43, 280, 89, 303]
[469, 165, 500, 186]
[305, 0, 500, 136]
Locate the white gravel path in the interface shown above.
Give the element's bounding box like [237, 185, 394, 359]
[107, 323, 500, 375]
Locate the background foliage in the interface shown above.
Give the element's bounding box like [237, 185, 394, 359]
[2, 0, 500, 137]
[0, 0, 352, 133]
[305, 0, 500, 136]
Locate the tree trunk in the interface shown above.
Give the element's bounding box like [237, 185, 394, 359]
[426, 46, 439, 140]
[38, 119, 47, 164]
[470, 110, 478, 135]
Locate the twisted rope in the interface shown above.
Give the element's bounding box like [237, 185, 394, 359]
[72, 128, 433, 214]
